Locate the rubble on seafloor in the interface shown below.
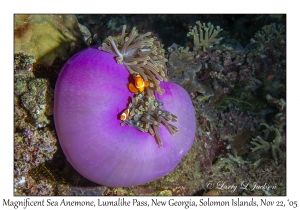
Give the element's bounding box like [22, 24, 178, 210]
[13, 15, 286, 196]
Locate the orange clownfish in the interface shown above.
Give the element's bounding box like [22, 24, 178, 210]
[128, 75, 149, 93]
[120, 109, 130, 121]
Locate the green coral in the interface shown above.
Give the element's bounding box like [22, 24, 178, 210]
[14, 79, 29, 96]
[250, 23, 285, 50]
[17, 137, 24, 143]
[187, 21, 223, 51]
[20, 78, 53, 128]
[250, 123, 284, 164]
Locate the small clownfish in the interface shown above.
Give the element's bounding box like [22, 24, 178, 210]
[120, 109, 130, 121]
[128, 75, 149, 93]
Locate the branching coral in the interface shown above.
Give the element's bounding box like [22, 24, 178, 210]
[250, 135, 270, 152]
[250, 23, 285, 50]
[187, 21, 223, 52]
[166, 21, 223, 96]
[99, 25, 168, 96]
[245, 23, 286, 101]
[266, 95, 286, 132]
[266, 94, 286, 111]
[250, 123, 283, 164]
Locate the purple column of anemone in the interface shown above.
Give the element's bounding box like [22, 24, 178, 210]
[54, 47, 196, 187]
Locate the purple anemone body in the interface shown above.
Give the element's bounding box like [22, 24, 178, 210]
[54, 47, 196, 187]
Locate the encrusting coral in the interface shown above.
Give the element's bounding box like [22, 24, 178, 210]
[20, 78, 53, 128]
[14, 52, 36, 75]
[100, 25, 178, 147]
[167, 44, 214, 95]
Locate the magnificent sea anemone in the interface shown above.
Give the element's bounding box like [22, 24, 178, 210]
[54, 26, 196, 187]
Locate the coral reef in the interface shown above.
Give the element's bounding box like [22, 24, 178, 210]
[167, 20, 223, 97]
[248, 159, 286, 195]
[14, 52, 54, 130]
[13, 14, 286, 196]
[247, 23, 286, 99]
[14, 127, 57, 195]
[164, 19, 285, 196]
[168, 21, 285, 113]
[14, 51, 58, 196]
[20, 79, 53, 128]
